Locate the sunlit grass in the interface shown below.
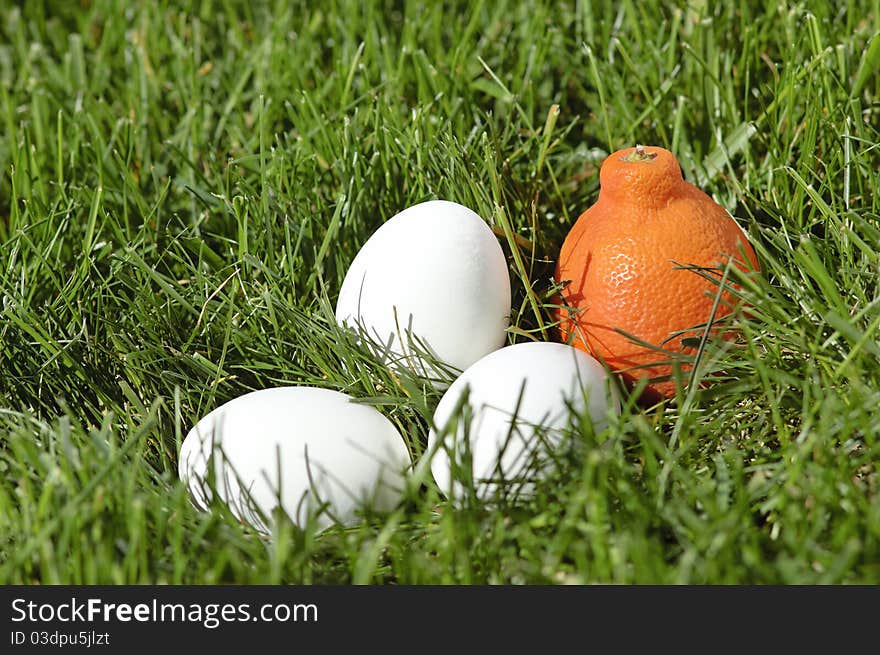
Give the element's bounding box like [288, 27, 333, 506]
[0, 0, 878, 583]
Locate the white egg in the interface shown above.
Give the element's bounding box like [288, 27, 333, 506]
[178, 387, 411, 533]
[426, 342, 621, 501]
[335, 200, 511, 386]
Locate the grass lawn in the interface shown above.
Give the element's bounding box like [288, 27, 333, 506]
[1, 0, 879, 584]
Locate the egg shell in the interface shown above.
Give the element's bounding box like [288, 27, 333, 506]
[427, 342, 621, 501]
[178, 387, 411, 532]
[335, 200, 511, 386]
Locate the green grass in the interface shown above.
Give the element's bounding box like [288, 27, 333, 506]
[1, 0, 879, 584]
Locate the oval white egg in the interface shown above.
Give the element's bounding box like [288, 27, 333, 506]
[426, 342, 621, 501]
[178, 387, 411, 532]
[335, 200, 511, 386]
